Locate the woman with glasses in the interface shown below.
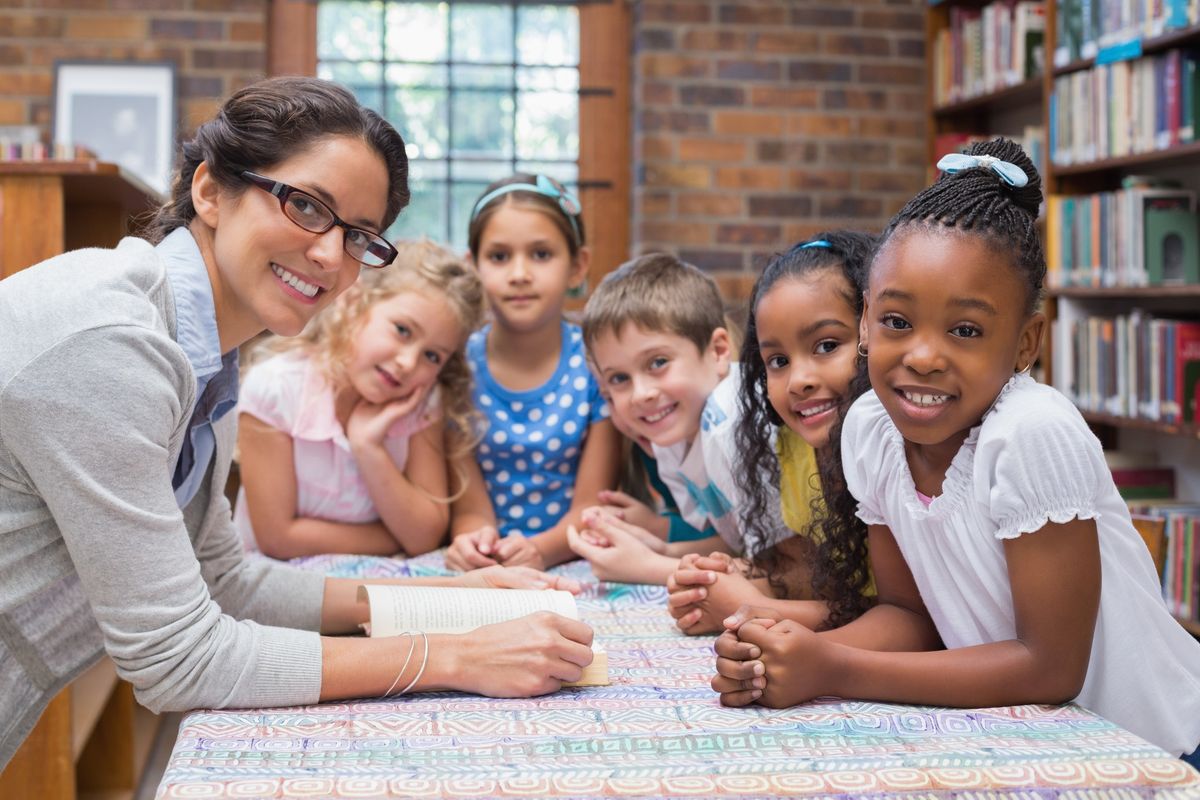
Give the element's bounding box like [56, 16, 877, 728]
[0, 76, 593, 771]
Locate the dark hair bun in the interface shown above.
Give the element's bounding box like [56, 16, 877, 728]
[960, 136, 1042, 219]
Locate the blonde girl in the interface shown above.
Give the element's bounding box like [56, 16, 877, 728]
[446, 174, 621, 571]
[237, 239, 485, 558]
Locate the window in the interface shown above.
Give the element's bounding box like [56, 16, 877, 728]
[317, 1, 580, 249]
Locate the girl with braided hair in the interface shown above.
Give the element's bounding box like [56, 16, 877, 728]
[665, 232, 878, 636]
[712, 137, 1200, 762]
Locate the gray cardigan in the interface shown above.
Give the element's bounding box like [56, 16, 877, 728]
[0, 238, 324, 769]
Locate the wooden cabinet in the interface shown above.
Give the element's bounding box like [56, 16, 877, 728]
[0, 160, 163, 799]
[0, 160, 160, 279]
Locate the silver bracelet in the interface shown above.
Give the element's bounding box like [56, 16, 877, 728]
[394, 631, 429, 697]
[382, 633, 416, 698]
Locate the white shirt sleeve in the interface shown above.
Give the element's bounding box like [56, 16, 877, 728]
[841, 391, 891, 527]
[974, 394, 1107, 540]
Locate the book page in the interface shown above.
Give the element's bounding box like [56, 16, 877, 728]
[359, 585, 578, 637]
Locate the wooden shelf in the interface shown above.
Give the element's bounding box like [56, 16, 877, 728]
[1051, 140, 1200, 176]
[932, 78, 1042, 117]
[1178, 617, 1200, 637]
[1053, 24, 1200, 76]
[1048, 284, 1200, 298]
[1081, 410, 1200, 439]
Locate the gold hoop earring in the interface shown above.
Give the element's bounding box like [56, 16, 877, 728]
[1016, 362, 1031, 374]
[857, 342, 868, 358]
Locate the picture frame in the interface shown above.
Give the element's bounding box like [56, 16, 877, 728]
[53, 61, 176, 195]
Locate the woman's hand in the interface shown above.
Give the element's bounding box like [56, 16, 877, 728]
[461, 564, 580, 594]
[448, 612, 595, 697]
[712, 618, 836, 708]
[346, 391, 428, 450]
[580, 507, 668, 553]
[667, 564, 766, 635]
[596, 489, 668, 539]
[567, 517, 669, 584]
[445, 525, 501, 571]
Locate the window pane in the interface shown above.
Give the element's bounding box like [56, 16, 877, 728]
[452, 65, 513, 90]
[386, 2, 447, 63]
[318, 1, 383, 62]
[516, 66, 577, 92]
[318, 61, 384, 112]
[451, 4, 513, 64]
[387, 66, 448, 160]
[517, 89, 577, 161]
[517, 6, 579, 66]
[388, 160, 448, 246]
[451, 90, 513, 160]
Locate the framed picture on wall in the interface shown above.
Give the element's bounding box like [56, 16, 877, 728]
[52, 61, 176, 195]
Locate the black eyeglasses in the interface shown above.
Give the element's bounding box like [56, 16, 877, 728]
[241, 171, 397, 268]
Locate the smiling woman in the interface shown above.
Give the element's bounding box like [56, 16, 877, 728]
[0, 76, 595, 774]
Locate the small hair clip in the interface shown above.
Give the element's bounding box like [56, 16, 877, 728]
[799, 240, 831, 249]
[470, 175, 582, 244]
[936, 152, 1029, 188]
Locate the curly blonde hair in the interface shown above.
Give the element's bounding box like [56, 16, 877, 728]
[248, 239, 486, 483]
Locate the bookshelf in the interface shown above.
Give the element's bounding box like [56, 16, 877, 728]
[0, 160, 163, 799]
[926, 2, 1200, 635]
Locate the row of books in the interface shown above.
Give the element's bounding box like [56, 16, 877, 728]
[1131, 504, 1200, 621]
[932, 127, 1046, 183]
[0, 126, 93, 162]
[1054, 0, 1198, 67]
[1050, 48, 1200, 166]
[1044, 178, 1200, 287]
[932, 1, 1045, 106]
[1051, 308, 1200, 423]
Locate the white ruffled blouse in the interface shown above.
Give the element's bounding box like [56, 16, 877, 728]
[843, 373, 1200, 756]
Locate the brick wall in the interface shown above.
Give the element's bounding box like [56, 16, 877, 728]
[0, 0, 267, 140]
[632, 0, 928, 304]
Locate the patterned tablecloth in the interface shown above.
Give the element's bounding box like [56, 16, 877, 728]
[157, 552, 1200, 799]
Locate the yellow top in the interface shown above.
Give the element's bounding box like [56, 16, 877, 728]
[775, 426, 876, 597]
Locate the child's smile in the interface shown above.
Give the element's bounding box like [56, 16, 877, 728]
[755, 271, 860, 450]
[864, 231, 1043, 464]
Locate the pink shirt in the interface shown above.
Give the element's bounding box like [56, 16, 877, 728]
[233, 352, 437, 550]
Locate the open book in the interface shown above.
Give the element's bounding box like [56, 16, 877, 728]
[357, 585, 608, 687]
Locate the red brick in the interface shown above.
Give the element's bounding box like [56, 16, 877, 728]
[681, 30, 748, 51]
[639, 135, 674, 160]
[715, 59, 780, 82]
[716, 167, 784, 191]
[749, 195, 813, 218]
[752, 31, 820, 53]
[0, 44, 24, 65]
[858, 116, 923, 138]
[858, 62, 923, 85]
[679, 193, 743, 217]
[790, 7, 854, 27]
[718, 223, 781, 245]
[681, 249, 745, 272]
[680, 84, 744, 107]
[756, 140, 785, 162]
[859, 171, 922, 193]
[229, 19, 265, 42]
[823, 34, 891, 58]
[897, 38, 925, 59]
[640, 221, 712, 246]
[788, 60, 852, 82]
[719, 5, 786, 25]
[0, 71, 51, 95]
[0, 14, 66, 37]
[640, 192, 672, 218]
[638, 110, 710, 134]
[861, 10, 923, 30]
[640, 2, 711, 24]
[643, 163, 711, 189]
[819, 196, 884, 219]
[787, 115, 855, 137]
[0, 98, 24, 124]
[64, 16, 146, 38]
[824, 88, 888, 111]
[637, 28, 674, 51]
[640, 81, 674, 106]
[640, 53, 709, 79]
[150, 18, 224, 40]
[108, 0, 190, 8]
[714, 111, 784, 136]
[678, 138, 746, 162]
[193, 0, 263, 11]
[192, 48, 265, 71]
[749, 86, 819, 109]
[788, 169, 852, 191]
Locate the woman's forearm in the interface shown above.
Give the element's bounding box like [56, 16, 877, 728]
[259, 518, 400, 560]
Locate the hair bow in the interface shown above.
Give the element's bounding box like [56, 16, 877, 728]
[935, 153, 1028, 188]
[799, 240, 831, 249]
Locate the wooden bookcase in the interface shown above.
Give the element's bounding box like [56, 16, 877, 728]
[0, 161, 163, 798]
[925, 2, 1200, 637]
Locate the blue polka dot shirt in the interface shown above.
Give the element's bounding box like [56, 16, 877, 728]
[466, 321, 609, 538]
